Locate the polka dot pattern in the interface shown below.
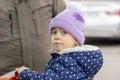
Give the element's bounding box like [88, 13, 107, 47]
[19, 45, 103, 80]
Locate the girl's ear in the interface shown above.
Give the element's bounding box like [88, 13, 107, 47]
[75, 41, 79, 46]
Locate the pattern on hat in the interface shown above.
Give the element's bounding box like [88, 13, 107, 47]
[73, 12, 84, 22]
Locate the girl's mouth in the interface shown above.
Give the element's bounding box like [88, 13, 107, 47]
[54, 43, 62, 45]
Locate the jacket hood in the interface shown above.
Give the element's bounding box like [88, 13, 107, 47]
[58, 45, 100, 55]
[51, 45, 103, 77]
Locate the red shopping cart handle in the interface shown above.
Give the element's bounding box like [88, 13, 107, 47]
[0, 71, 18, 80]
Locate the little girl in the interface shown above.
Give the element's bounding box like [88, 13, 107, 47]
[16, 8, 103, 80]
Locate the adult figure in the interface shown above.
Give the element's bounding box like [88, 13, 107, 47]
[0, 0, 66, 75]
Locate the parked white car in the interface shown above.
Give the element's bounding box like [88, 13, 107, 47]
[69, 0, 120, 39]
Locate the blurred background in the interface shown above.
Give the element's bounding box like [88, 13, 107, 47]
[65, 0, 120, 80]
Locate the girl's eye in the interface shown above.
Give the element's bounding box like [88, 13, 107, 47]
[51, 31, 57, 35]
[61, 31, 68, 35]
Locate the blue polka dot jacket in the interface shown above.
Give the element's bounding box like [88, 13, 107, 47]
[19, 45, 103, 80]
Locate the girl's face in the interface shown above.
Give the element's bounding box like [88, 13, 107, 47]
[51, 27, 79, 52]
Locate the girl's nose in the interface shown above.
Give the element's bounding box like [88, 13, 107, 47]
[54, 33, 61, 40]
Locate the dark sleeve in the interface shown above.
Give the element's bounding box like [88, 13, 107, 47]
[52, 0, 66, 17]
[19, 55, 89, 80]
[19, 69, 61, 80]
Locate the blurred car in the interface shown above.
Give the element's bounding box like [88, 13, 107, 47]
[69, 0, 120, 39]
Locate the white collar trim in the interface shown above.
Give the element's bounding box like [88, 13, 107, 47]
[57, 45, 100, 55]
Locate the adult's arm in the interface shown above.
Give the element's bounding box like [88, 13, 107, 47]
[52, 0, 66, 17]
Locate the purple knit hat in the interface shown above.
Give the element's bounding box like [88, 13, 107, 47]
[49, 9, 85, 45]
